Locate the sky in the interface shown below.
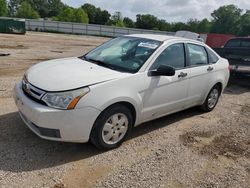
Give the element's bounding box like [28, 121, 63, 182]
[61, 0, 250, 22]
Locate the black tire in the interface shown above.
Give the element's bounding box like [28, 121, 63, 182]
[90, 104, 133, 150]
[200, 84, 221, 112]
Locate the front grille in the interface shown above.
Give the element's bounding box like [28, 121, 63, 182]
[22, 80, 45, 99]
[22, 79, 47, 106]
[23, 89, 47, 106]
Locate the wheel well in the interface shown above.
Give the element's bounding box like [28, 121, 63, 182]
[214, 82, 223, 94]
[90, 101, 137, 140]
[106, 102, 136, 126]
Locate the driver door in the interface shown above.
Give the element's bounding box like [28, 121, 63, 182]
[141, 43, 190, 122]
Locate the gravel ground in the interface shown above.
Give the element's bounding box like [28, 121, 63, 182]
[0, 32, 249, 188]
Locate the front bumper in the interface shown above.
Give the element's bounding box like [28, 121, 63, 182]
[14, 82, 101, 143]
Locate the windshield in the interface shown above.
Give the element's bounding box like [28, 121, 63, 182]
[82, 37, 162, 73]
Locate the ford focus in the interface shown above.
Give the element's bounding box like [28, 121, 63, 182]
[14, 34, 230, 149]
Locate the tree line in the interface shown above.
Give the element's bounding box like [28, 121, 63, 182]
[0, 0, 249, 36]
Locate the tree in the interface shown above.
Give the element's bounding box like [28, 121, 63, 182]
[112, 11, 123, 22]
[81, 3, 110, 25]
[73, 8, 88, 23]
[81, 3, 97, 24]
[107, 12, 124, 27]
[123, 17, 135, 28]
[135, 14, 158, 29]
[56, 8, 88, 23]
[114, 19, 125, 27]
[48, 0, 66, 17]
[186, 19, 200, 32]
[23, 0, 49, 18]
[8, 0, 20, 16]
[170, 22, 188, 32]
[211, 4, 242, 34]
[17, 0, 66, 18]
[0, 0, 8, 16]
[16, 1, 40, 19]
[237, 10, 250, 36]
[57, 7, 74, 22]
[197, 19, 212, 33]
[96, 10, 110, 25]
[157, 19, 171, 31]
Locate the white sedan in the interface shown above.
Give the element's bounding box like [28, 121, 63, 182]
[14, 34, 230, 149]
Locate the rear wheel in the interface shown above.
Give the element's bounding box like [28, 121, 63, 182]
[200, 85, 221, 112]
[90, 104, 133, 150]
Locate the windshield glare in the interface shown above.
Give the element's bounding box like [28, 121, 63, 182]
[84, 37, 162, 73]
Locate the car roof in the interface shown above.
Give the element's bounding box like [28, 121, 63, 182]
[126, 34, 181, 42]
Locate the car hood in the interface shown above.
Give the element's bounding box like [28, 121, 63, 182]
[26, 57, 129, 91]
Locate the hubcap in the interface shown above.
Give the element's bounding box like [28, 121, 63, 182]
[208, 89, 219, 109]
[102, 113, 129, 145]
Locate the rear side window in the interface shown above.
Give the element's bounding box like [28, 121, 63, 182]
[241, 39, 250, 47]
[206, 48, 219, 64]
[187, 44, 208, 66]
[225, 39, 241, 47]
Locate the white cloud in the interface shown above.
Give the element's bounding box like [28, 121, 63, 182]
[62, 0, 250, 22]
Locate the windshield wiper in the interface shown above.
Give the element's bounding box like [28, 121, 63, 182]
[81, 56, 131, 73]
[86, 58, 118, 71]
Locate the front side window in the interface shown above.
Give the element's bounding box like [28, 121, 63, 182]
[187, 44, 208, 66]
[150, 43, 185, 70]
[83, 37, 162, 73]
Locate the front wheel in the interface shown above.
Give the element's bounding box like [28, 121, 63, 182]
[90, 104, 133, 150]
[200, 85, 221, 112]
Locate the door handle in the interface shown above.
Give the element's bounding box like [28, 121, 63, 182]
[178, 72, 188, 78]
[207, 66, 214, 72]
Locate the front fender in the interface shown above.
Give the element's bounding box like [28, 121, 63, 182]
[99, 96, 142, 126]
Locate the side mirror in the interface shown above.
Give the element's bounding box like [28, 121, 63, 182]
[149, 65, 175, 77]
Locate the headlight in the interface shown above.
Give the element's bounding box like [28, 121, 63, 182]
[42, 87, 90, 110]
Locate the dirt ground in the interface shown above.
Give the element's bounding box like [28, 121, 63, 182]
[0, 32, 249, 188]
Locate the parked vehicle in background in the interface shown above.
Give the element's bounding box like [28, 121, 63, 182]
[213, 37, 250, 74]
[14, 34, 230, 150]
[201, 33, 235, 48]
[175, 30, 203, 42]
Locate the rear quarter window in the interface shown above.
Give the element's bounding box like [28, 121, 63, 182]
[206, 48, 219, 64]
